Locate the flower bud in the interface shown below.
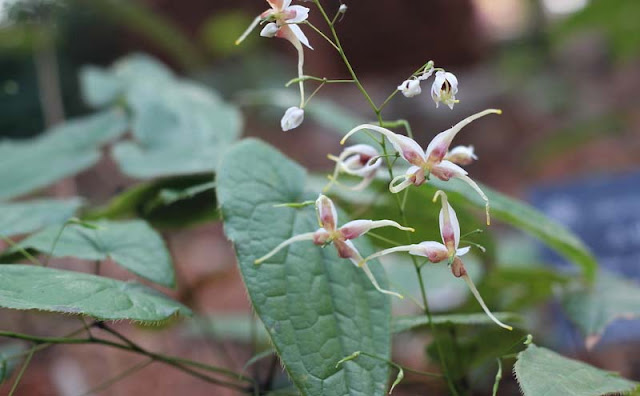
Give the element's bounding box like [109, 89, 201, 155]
[397, 79, 422, 98]
[260, 22, 280, 38]
[445, 145, 477, 166]
[280, 106, 305, 131]
[338, 4, 348, 13]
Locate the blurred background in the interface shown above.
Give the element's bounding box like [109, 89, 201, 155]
[0, 0, 639, 394]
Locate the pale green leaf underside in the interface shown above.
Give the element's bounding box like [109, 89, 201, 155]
[0, 109, 128, 200]
[514, 344, 638, 396]
[217, 139, 391, 396]
[0, 198, 83, 237]
[0, 265, 190, 321]
[392, 312, 521, 334]
[562, 271, 640, 347]
[15, 220, 175, 287]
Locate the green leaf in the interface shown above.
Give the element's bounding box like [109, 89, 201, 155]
[85, 174, 218, 229]
[0, 343, 27, 384]
[0, 109, 129, 200]
[79, 53, 173, 108]
[392, 313, 521, 334]
[514, 344, 638, 396]
[217, 139, 391, 396]
[0, 265, 190, 321]
[112, 80, 242, 178]
[429, 178, 597, 283]
[186, 314, 270, 346]
[15, 220, 175, 287]
[562, 271, 640, 349]
[0, 198, 83, 237]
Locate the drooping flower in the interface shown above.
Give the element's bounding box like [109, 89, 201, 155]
[325, 144, 383, 192]
[431, 71, 459, 109]
[255, 195, 413, 298]
[360, 191, 513, 330]
[236, 0, 312, 131]
[341, 109, 500, 224]
[445, 145, 477, 166]
[397, 79, 422, 98]
[281, 106, 305, 131]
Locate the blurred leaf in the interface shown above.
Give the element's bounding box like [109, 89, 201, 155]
[77, 0, 205, 71]
[79, 53, 174, 109]
[393, 312, 522, 334]
[15, 220, 175, 287]
[217, 139, 391, 396]
[199, 11, 258, 56]
[84, 174, 218, 229]
[0, 198, 83, 237]
[0, 265, 190, 321]
[0, 108, 129, 200]
[514, 344, 638, 396]
[0, 343, 27, 385]
[553, 0, 640, 61]
[113, 80, 242, 178]
[429, 178, 597, 283]
[562, 271, 640, 349]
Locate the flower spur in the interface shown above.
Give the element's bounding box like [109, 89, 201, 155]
[341, 108, 501, 224]
[254, 194, 413, 298]
[359, 191, 513, 330]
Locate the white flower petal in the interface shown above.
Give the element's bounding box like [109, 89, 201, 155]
[316, 194, 338, 231]
[280, 106, 305, 131]
[260, 22, 280, 38]
[287, 23, 312, 49]
[286, 5, 310, 23]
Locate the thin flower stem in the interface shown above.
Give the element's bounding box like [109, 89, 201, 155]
[303, 81, 326, 107]
[76, 358, 153, 396]
[8, 345, 36, 396]
[0, 235, 42, 266]
[0, 329, 253, 391]
[313, 1, 459, 393]
[285, 75, 354, 87]
[303, 21, 340, 51]
[366, 232, 404, 247]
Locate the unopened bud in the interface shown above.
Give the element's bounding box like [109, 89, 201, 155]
[397, 79, 422, 98]
[260, 22, 279, 38]
[281, 106, 305, 131]
[338, 4, 348, 14]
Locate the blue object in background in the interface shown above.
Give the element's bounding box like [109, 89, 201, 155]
[529, 171, 640, 346]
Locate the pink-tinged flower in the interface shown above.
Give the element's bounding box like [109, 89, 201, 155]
[360, 191, 513, 330]
[445, 145, 477, 166]
[341, 109, 500, 224]
[255, 195, 413, 298]
[236, 0, 312, 130]
[236, 0, 312, 49]
[325, 144, 383, 192]
[431, 71, 459, 109]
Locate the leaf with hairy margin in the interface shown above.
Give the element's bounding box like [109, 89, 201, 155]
[15, 220, 175, 287]
[217, 139, 391, 396]
[0, 265, 190, 321]
[514, 344, 638, 396]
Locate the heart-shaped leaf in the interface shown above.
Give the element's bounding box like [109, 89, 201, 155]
[0, 198, 83, 237]
[217, 139, 391, 396]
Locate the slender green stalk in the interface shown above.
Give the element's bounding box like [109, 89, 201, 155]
[303, 21, 340, 51]
[0, 235, 42, 266]
[8, 346, 35, 396]
[76, 358, 153, 396]
[492, 358, 502, 396]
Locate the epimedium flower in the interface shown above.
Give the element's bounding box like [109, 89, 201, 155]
[341, 109, 501, 224]
[397, 79, 422, 98]
[360, 191, 513, 331]
[281, 106, 305, 131]
[445, 145, 477, 166]
[254, 194, 413, 298]
[235, 0, 313, 132]
[324, 144, 383, 192]
[431, 71, 459, 109]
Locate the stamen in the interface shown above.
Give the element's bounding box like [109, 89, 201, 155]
[462, 274, 512, 331]
[254, 232, 316, 265]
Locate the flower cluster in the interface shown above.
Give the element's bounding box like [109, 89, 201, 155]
[255, 195, 413, 299]
[397, 62, 459, 109]
[341, 109, 500, 225]
[236, 0, 312, 131]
